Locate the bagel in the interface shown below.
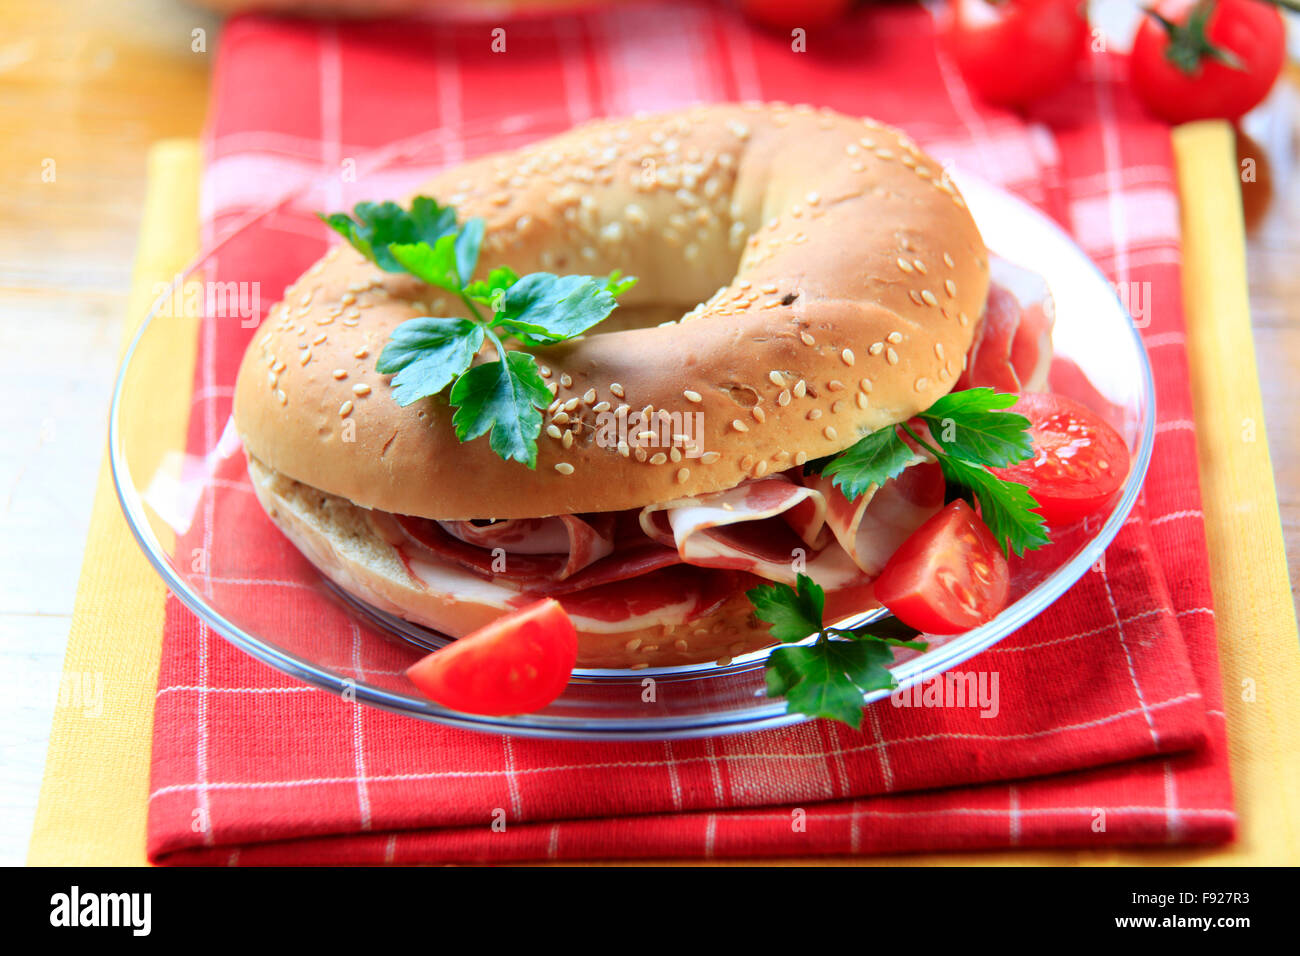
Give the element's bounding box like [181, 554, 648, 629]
[233, 103, 991, 669]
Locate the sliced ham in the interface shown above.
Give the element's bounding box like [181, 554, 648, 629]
[957, 261, 1057, 393]
[803, 460, 947, 576]
[437, 513, 615, 578]
[393, 514, 680, 597]
[637, 474, 869, 589]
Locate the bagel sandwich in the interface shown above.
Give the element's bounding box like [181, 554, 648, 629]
[233, 103, 1053, 669]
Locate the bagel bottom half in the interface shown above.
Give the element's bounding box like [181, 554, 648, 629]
[246, 454, 800, 669]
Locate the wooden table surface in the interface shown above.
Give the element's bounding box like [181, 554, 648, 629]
[1, 0, 1295, 866]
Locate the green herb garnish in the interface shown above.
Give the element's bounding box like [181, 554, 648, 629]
[749, 574, 927, 728]
[320, 198, 636, 468]
[807, 387, 1048, 556]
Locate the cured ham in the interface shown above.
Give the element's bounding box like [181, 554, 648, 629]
[638, 474, 869, 589]
[803, 460, 947, 576]
[957, 261, 1056, 393]
[437, 513, 615, 579]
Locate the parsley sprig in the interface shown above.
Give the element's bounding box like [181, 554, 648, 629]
[749, 574, 926, 728]
[320, 199, 636, 468]
[808, 387, 1049, 557]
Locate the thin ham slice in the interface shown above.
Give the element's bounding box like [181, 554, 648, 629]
[803, 460, 947, 576]
[393, 514, 680, 597]
[437, 513, 615, 579]
[957, 261, 1056, 393]
[637, 474, 869, 589]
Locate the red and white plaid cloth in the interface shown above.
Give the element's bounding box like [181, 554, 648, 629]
[147, 1, 1234, 864]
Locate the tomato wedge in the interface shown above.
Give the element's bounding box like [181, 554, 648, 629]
[873, 501, 1010, 635]
[405, 598, 578, 716]
[990, 392, 1130, 526]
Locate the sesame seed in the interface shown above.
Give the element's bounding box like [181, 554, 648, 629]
[650, 452, 668, 465]
[553, 411, 571, 425]
[859, 377, 873, 392]
[354, 348, 368, 359]
[276, 389, 287, 405]
[856, 392, 869, 409]
[794, 451, 808, 466]
[943, 252, 956, 268]
[731, 419, 749, 433]
[752, 406, 767, 423]
[959, 311, 971, 326]
[909, 290, 925, 306]
[683, 389, 703, 403]
[913, 258, 927, 274]
[560, 373, 573, 388]
[869, 342, 884, 356]
[312, 333, 327, 345]
[740, 455, 755, 471]
[636, 430, 657, 442]
[676, 467, 691, 484]
[823, 425, 838, 441]
[610, 382, 625, 397]
[799, 331, 816, 346]
[701, 451, 721, 464]
[754, 459, 769, 477]
[564, 397, 580, 411]
[935, 343, 946, 359]
[352, 383, 371, 396]
[807, 408, 823, 421]
[945, 279, 957, 297]
[887, 331, 903, 343]
[777, 390, 791, 406]
[593, 401, 611, 413]
[887, 348, 900, 365]
[562, 431, 574, 449]
[827, 380, 845, 392]
[921, 290, 939, 306]
[546, 424, 563, 439]
[793, 379, 807, 398]
[915, 377, 929, 391]
[897, 257, 914, 274]
[841, 348, 855, 366]
[555, 463, 575, 475]
[299, 349, 312, 365]
[768, 370, 785, 387]
[339, 400, 352, 417]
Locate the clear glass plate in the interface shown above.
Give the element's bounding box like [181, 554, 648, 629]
[110, 167, 1154, 740]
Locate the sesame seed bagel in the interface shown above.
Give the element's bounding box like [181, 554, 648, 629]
[234, 103, 988, 520]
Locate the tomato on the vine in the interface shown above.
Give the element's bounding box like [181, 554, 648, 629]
[1130, 0, 1285, 124]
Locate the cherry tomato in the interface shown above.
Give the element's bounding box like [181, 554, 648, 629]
[1130, 0, 1285, 124]
[990, 392, 1130, 525]
[405, 598, 578, 716]
[874, 500, 1010, 635]
[736, 0, 854, 31]
[939, 0, 1090, 109]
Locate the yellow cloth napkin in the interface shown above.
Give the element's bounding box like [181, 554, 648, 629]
[27, 126, 1300, 866]
[27, 141, 200, 867]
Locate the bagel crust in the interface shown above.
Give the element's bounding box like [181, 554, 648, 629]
[235, 104, 988, 520]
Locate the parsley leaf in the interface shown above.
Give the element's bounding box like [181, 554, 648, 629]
[319, 198, 459, 273]
[920, 387, 1034, 467]
[766, 641, 896, 729]
[448, 349, 552, 469]
[936, 455, 1051, 557]
[747, 574, 925, 728]
[375, 318, 484, 407]
[812, 425, 917, 501]
[319, 197, 636, 468]
[493, 273, 624, 345]
[747, 575, 825, 643]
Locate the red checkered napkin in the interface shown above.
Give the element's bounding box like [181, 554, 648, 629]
[147, 2, 1233, 863]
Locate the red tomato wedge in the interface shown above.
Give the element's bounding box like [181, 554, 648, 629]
[405, 598, 578, 716]
[990, 392, 1130, 526]
[874, 500, 1010, 635]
